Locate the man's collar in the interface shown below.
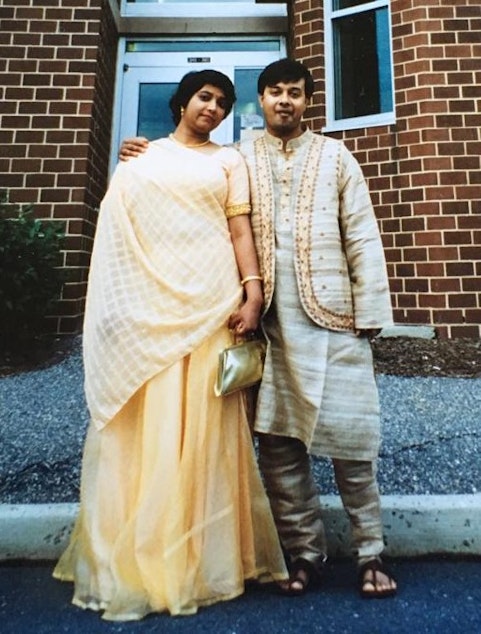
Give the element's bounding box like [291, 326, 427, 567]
[263, 127, 312, 151]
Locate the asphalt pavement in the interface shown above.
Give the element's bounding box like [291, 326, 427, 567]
[1, 557, 480, 633]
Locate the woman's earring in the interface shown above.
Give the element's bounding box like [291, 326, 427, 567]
[180, 106, 185, 117]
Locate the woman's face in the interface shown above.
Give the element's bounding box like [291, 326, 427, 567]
[183, 84, 228, 134]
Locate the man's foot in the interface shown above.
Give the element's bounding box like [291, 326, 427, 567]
[358, 558, 397, 599]
[277, 557, 324, 596]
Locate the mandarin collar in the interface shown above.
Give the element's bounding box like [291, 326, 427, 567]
[264, 128, 312, 152]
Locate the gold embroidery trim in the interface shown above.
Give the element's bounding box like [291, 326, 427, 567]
[253, 137, 275, 309]
[225, 203, 251, 218]
[294, 135, 354, 332]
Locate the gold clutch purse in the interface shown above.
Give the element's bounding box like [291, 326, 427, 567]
[214, 338, 267, 397]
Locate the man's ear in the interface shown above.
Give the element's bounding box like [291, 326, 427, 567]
[258, 93, 264, 110]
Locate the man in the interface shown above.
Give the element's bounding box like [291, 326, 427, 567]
[119, 58, 397, 598]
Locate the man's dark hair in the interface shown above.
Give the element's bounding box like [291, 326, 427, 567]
[257, 58, 315, 98]
[169, 69, 236, 125]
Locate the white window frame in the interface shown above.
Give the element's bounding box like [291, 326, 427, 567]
[323, 0, 396, 132]
[120, 1, 287, 19]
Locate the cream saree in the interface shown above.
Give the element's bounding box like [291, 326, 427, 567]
[53, 139, 287, 620]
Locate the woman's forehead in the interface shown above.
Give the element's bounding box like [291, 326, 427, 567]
[197, 83, 225, 97]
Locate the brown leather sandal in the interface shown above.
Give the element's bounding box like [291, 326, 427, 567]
[358, 558, 397, 599]
[277, 557, 325, 597]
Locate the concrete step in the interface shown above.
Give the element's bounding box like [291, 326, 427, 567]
[1, 494, 480, 561]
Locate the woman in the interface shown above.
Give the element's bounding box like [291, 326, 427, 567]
[53, 70, 287, 621]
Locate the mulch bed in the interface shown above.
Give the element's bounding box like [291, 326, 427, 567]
[371, 336, 481, 378]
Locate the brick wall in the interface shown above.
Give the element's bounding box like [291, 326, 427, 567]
[291, 0, 481, 338]
[0, 0, 118, 334]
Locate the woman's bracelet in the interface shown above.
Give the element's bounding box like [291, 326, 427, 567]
[240, 275, 263, 286]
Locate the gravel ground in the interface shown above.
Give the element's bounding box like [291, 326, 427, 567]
[1, 336, 480, 503]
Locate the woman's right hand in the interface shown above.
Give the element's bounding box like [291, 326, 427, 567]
[118, 137, 149, 162]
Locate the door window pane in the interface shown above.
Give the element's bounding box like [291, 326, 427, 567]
[126, 40, 280, 53]
[137, 83, 176, 139]
[136, 72, 267, 143]
[233, 68, 265, 142]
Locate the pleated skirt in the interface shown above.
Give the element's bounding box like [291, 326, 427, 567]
[53, 326, 287, 621]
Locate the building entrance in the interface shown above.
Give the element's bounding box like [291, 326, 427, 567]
[113, 39, 285, 166]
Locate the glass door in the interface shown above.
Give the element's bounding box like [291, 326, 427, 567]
[112, 42, 284, 169]
[119, 65, 233, 147]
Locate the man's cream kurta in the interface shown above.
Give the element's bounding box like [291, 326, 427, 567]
[239, 130, 393, 460]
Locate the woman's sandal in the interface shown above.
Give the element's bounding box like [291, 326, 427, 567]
[358, 558, 397, 599]
[277, 557, 325, 597]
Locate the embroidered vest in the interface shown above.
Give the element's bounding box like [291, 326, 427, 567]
[239, 132, 393, 332]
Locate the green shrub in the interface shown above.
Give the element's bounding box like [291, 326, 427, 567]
[0, 189, 66, 353]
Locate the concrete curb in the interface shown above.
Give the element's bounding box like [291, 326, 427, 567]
[1, 494, 480, 561]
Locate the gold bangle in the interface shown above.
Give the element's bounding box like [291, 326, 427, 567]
[241, 275, 263, 285]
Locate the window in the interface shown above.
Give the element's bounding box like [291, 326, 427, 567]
[324, 0, 395, 131]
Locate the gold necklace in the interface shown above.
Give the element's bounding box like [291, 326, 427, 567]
[169, 133, 210, 148]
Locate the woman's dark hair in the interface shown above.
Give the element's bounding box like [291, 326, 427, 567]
[169, 70, 236, 125]
[257, 58, 315, 99]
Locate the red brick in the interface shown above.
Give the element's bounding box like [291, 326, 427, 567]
[395, 233, 414, 247]
[425, 186, 455, 201]
[464, 310, 481, 324]
[401, 217, 426, 232]
[403, 310, 432, 324]
[440, 171, 468, 186]
[453, 156, 479, 170]
[428, 246, 459, 261]
[46, 130, 75, 143]
[463, 279, 481, 292]
[45, 9, 74, 20]
[460, 246, 481, 260]
[396, 262, 416, 277]
[433, 310, 464, 324]
[15, 130, 45, 143]
[458, 216, 481, 230]
[19, 101, 48, 115]
[398, 294, 417, 308]
[10, 188, 39, 202]
[446, 262, 475, 276]
[25, 173, 56, 188]
[441, 201, 470, 214]
[405, 278, 429, 293]
[31, 115, 62, 128]
[451, 325, 481, 337]
[443, 231, 473, 245]
[43, 159, 74, 173]
[40, 189, 71, 203]
[419, 294, 447, 308]
[0, 101, 16, 114]
[430, 278, 461, 293]
[49, 102, 78, 115]
[448, 294, 478, 308]
[415, 231, 443, 246]
[416, 262, 445, 277]
[426, 217, 456, 231]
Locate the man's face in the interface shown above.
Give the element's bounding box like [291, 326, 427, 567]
[258, 78, 308, 140]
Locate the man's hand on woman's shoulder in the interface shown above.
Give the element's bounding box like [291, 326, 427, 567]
[119, 137, 149, 162]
